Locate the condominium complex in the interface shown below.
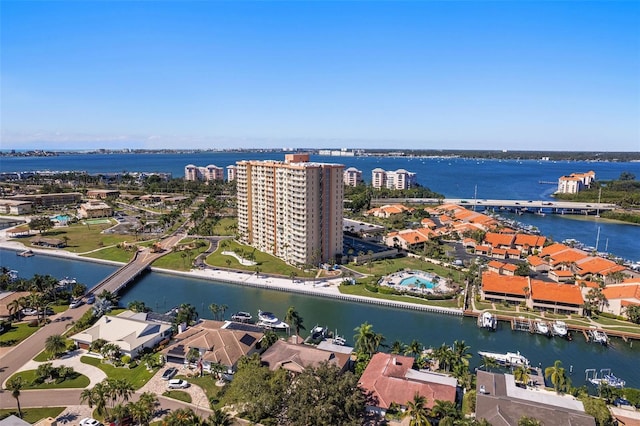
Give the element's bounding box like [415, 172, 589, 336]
[343, 167, 363, 187]
[226, 165, 237, 182]
[184, 164, 225, 182]
[371, 168, 417, 190]
[236, 154, 344, 266]
[557, 171, 595, 194]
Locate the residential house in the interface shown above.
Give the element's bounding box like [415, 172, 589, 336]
[366, 204, 414, 218]
[162, 320, 263, 375]
[358, 353, 458, 417]
[601, 280, 640, 317]
[260, 339, 351, 374]
[70, 310, 173, 358]
[476, 371, 595, 426]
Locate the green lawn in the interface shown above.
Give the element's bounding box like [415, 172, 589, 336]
[211, 217, 237, 236]
[0, 322, 40, 347]
[14, 221, 131, 254]
[152, 239, 209, 271]
[206, 240, 315, 278]
[348, 256, 461, 283]
[339, 283, 459, 308]
[162, 390, 192, 403]
[7, 369, 90, 389]
[81, 356, 157, 389]
[0, 407, 65, 424]
[82, 245, 136, 263]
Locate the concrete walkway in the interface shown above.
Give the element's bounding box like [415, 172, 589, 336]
[15, 349, 107, 387]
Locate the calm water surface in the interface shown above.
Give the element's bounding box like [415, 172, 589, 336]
[2, 248, 639, 389]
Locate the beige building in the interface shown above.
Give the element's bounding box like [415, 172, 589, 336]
[557, 171, 595, 194]
[343, 167, 363, 187]
[371, 168, 416, 190]
[236, 154, 344, 266]
[226, 165, 237, 182]
[184, 164, 225, 182]
[0, 199, 32, 215]
[79, 200, 113, 218]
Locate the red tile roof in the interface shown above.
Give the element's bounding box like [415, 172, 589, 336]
[502, 263, 518, 272]
[358, 353, 457, 410]
[603, 283, 640, 301]
[487, 260, 506, 269]
[575, 257, 626, 276]
[530, 280, 584, 305]
[482, 272, 528, 296]
[540, 243, 570, 257]
[514, 234, 546, 248]
[484, 232, 516, 248]
[527, 255, 546, 267]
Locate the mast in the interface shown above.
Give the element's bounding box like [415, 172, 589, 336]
[595, 226, 601, 252]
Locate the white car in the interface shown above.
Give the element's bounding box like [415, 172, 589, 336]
[69, 299, 83, 308]
[167, 379, 189, 389]
[21, 308, 38, 316]
[79, 418, 103, 426]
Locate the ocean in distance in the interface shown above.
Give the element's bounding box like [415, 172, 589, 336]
[2, 247, 640, 389]
[3, 152, 639, 261]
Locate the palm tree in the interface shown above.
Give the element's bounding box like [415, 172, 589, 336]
[513, 365, 530, 387]
[452, 340, 472, 368]
[44, 334, 67, 359]
[207, 408, 233, 426]
[403, 392, 429, 426]
[162, 408, 203, 426]
[518, 416, 542, 426]
[175, 303, 198, 326]
[353, 322, 385, 356]
[6, 376, 24, 418]
[81, 381, 110, 417]
[405, 339, 423, 359]
[433, 343, 454, 372]
[545, 360, 570, 393]
[130, 392, 159, 426]
[7, 299, 21, 320]
[106, 378, 134, 406]
[431, 399, 460, 422]
[482, 356, 499, 372]
[209, 303, 219, 320]
[261, 330, 279, 349]
[284, 306, 306, 336]
[390, 340, 406, 355]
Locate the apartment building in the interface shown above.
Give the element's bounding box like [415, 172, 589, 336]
[557, 171, 595, 194]
[371, 168, 417, 190]
[343, 167, 363, 187]
[227, 165, 237, 182]
[184, 164, 225, 182]
[236, 154, 344, 266]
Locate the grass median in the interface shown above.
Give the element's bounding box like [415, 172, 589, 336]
[81, 356, 157, 389]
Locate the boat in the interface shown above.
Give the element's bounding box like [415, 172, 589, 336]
[479, 312, 497, 331]
[533, 320, 549, 336]
[18, 250, 34, 257]
[7, 270, 19, 281]
[586, 369, 625, 388]
[305, 325, 328, 344]
[589, 329, 609, 346]
[477, 350, 530, 367]
[257, 310, 289, 330]
[230, 311, 253, 323]
[551, 320, 568, 338]
[332, 336, 347, 345]
[57, 277, 77, 289]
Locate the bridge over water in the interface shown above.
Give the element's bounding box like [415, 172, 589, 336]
[371, 198, 617, 215]
[90, 232, 185, 295]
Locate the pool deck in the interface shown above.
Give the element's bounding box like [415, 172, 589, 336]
[381, 270, 452, 294]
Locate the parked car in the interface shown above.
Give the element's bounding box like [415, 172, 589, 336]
[39, 307, 54, 315]
[161, 367, 178, 380]
[80, 418, 104, 426]
[21, 308, 38, 316]
[69, 299, 83, 309]
[167, 379, 189, 389]
[86, 294, 96, 304]
[614, 397, 632, 407]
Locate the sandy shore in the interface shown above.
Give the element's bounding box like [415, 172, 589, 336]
[0, 225, 463, 315]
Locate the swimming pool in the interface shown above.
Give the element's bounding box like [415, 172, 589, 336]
[399, 276, 435, 289]
[51, 214, 70, 222]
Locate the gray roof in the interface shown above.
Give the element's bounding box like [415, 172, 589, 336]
[0, 415, 31, 426]
[475, 371, 595, 426]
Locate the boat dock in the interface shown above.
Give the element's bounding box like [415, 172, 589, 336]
[512, 317, 531, 332]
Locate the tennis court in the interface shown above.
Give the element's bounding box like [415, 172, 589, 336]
[83, 218, 113, 225]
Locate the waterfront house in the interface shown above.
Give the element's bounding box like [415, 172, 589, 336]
[480, 272, 528, 306]
[476, 371, 595, 426]
[358, 353, 458, 417]
[260, 339, 351, 374]
[530, 280, 584, 315]
[601, 280, 640, 317]
[162, 320, 263, 375]
[70, 310, 172, 358]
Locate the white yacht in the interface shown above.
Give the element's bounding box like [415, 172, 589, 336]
[477, 350, 530, 367]
[589, 329, 609, 346]
[551, 320, 568, 337]
[533, 320, 549, 335]
[230, 311, 253, 323]
[479, 312, 497, 330]
[257, 310, 289, 330]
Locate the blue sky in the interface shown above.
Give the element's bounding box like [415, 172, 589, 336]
[2, 1, 639, 151]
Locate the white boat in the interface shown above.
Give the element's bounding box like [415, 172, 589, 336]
[551, 320, 568, 337]
[257, 310, 289, 330]
[479, 312, 497, 331]
[7, 270, 19, 281]
[589, 329, 609, 346]
[332, 336, 347, 345]
[230, 311, 253, 322]
[586, 369, 625, 388]
[478, 350, 530, 367]
[57, 277, 77, 289]
[533, 320, 549, 335]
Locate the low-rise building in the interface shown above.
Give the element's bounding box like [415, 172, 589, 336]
[260, 339, 351, 374]
[601, 280, 640, 317]
[557, 171, 596, 194]
[70, 310, 173, 358]
[79, 200, 113, 218]
[184, 164, 225, 182]
[358, 353, 458, 417]
[0, 199, 32, 215]
[86, 190, 121, 200]
[476, 371, 595, 426]
[10, 192, 82, 207]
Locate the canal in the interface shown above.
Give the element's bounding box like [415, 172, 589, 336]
[3, 248, 639, 389]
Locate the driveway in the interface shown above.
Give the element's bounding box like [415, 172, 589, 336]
[139, 362, 210, 414]
[15, 349, 107, 386]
